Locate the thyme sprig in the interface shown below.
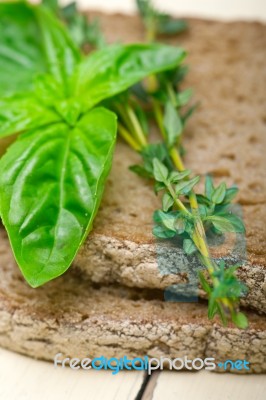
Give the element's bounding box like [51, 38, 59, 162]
[109, 1, 249, 328]
[111, 89, 248, 328]
[136, 0, 187, 41]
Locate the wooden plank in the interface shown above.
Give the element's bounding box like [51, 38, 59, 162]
[0, 348, 146, 400]
[141, 372, 160, 400]
[149, 370, 266, 400]
[1, 348, 265, 400]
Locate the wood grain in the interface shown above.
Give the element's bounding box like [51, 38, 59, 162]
[0, 349, 145, 400]
[149, 370, 266, 400]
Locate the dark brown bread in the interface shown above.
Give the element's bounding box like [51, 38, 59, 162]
[0, 228, 265, 372]
[73, 15, 266, 313]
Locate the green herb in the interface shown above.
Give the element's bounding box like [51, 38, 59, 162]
[0, 1, 186, 287]
[111, 0, 248, 328]
[136, 0, 187, 41]
[42, 0, 105, 49]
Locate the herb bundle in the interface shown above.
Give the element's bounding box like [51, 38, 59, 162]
[0, 1, 249, 328]
[108, 0, 248, 328]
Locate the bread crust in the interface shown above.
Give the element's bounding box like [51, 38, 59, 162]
[0, 229, 265, 373]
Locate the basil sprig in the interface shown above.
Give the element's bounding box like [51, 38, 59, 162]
[0, 1, 186, 287]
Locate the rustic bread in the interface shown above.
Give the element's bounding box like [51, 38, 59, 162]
[0, 228, 265, 373]
[73, 15, 266, 313]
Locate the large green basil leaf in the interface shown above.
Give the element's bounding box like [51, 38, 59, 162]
[0, 2, 46, 96]
[0, 107, 117, 287]
[0, 93, 61, 139]
[34, 4, 81, 94]
[0, 1, 80, 97]
[42, 0, 59, 14]
[75, 43, 186, 110]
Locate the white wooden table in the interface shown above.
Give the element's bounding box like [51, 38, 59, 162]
[1, 1, 265, 399]
[0, 348, 265, 400]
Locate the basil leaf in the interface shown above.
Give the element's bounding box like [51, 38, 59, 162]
[0, 2, 80, 97]
[75, 43, 186, 110]
[0, 94, 61, 139]
[0, 107, 116, 287]
[42, 0, 59, 13]
[34, 5, 80, 92]
[0, 2, 46, 96]
[0, 3, 189, 288]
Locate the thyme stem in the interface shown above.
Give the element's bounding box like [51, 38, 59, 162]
[152, 99, 218, 277]
[118, 123, 142, 151]
[125, 104, 148, 148]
